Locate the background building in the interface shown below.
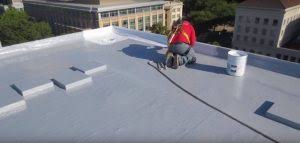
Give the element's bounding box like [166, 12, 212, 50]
[164, 0, 183, 30]
[24, 0, 99, 35]
[23, 0, 183, 35]
[232, 0, 300, 63]
[98, 0, 166, 32]
[0, 0, 23, 13]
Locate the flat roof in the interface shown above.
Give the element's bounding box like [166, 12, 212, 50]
[0, 26, 299, 142]
[240, 0, 300, 9]
[23, 0, 166, 12]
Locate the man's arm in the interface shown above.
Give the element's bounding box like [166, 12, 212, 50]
[190, 26, 196, 47]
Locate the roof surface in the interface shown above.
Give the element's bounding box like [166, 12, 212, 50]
[0, 26, 299, 142]
[240, 0, 300, 9]
[24, 0, 166, 12]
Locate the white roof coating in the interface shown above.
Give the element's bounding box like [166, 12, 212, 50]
[24, 0, 166, 12]
[0, 26, 299, 142]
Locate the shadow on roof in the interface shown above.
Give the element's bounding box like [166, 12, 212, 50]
[185, 63, 227, 75]
[121, 44, 165, 63]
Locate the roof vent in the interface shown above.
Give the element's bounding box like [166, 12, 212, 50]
[11, 78, 54, 97]
[52, 70, 92, 91]
[71, 61, 107, 75]
[0, 86, 26, 117]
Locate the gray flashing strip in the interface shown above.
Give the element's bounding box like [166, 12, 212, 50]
[147, 62, 279, 143]
[11, 80, 54, 97]
[0, 86, 26, 117]
[52, 70, 92, 91]
[71, 62, 107, 76]
[255, 101, 300, 131]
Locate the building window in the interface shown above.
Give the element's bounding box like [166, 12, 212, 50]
[143, 7, 150, 12]
[122, 19, 128, 28]
[138, 17, 143, 31]
[177, 14, 181, 18]
[151, 5, 163, 11]
[152, 15, 157, 24]
[252, 37, 257, 43]
[103, 23, 110, 27]
[253, 28, 258, 34]
[172, 9, 176, 12]
[255, 17, 260, 24]
[260, 39, 265, 45]
[262, 29, 267, 35]
[238, 15, 244, 22]
[101, 12, 109, 18]
[281, 30, 284, 37]
[246, 16, 251, 23]
[266, 54, 271, 56]
[129, 19, 135, 29]
[244, 36, 248, 42]
[237, 25, 242, 32]
[110, 11, 118, 17]
[276, 54, 282, 59]
[172, 14, 176, 19]
[269, 40, 274, 47]
[128, 8, 135, 14]
[245, 26, 250, 33]
[272, 19, 278, 26]
[270, 30, 275, 36]
[136, 7, 143, 13]
[158, 14, 163, 23]
[283, 55, 288, 60]
[145, 16, 150, 30]
[177, 8, 181, 12]
[119, 9, 127, 16]
[290, 57, 296, 62]
[112, 21, 118, 26]
[263, 18, 269, 25]
[236, 35, 240, 41]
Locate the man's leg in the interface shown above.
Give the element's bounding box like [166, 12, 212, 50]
[185, 48, 196, 64]
[169, 43, 196, 66]
[165, 49, 174, 67]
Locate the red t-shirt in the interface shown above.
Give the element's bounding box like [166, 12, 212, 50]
[170, 21, 196, 47]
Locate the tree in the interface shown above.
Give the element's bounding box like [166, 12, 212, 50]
[0, 8, 53, 46]
[184, 0, 237, 33]
[149, 22, 170, 36]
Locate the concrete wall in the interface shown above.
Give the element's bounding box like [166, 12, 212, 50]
[233, 7, 283, 49]
[279, 5, 300, 46]
[232, 6, 300, 63]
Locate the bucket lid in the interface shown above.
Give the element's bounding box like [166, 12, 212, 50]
[228, 50, 248, 57]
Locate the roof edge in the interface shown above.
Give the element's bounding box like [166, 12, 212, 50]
[1, 26, 299, 78]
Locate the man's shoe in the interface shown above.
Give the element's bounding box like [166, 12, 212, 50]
[173, 54, 179, 69]
[165, 52, 174, 68]
[187, 57, 196, 65]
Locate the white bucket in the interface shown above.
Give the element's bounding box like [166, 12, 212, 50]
[227, 50, 248, 76]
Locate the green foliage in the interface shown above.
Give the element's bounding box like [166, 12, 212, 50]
[209, 41, 220, 46]
[184, 0, 237, 32]
[0, 8, 52, 46]
[149, 22, 170, 36]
